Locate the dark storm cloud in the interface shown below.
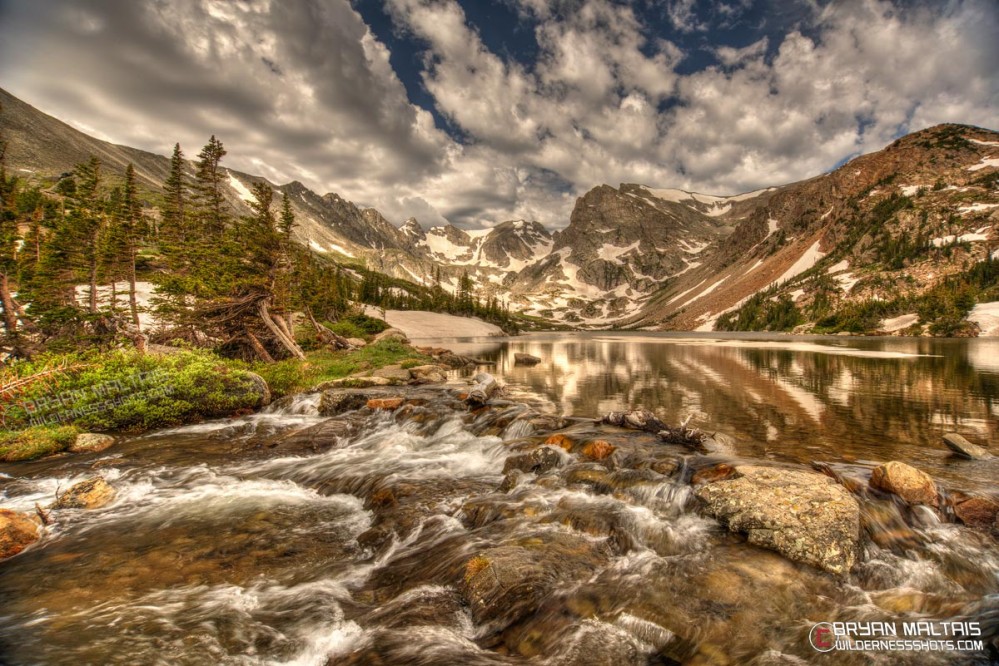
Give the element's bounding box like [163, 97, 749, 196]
[1, 0, 997, 229]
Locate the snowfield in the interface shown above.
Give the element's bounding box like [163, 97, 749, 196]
[363, 308, 504, 339]
[969, 302, 999, 337]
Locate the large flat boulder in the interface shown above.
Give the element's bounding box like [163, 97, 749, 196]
[695, 465, 860, 575]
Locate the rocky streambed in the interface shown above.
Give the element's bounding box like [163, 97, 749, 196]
[0, 370, 997, 665]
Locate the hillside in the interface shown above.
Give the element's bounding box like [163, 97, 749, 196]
[4, 86, 998, 335]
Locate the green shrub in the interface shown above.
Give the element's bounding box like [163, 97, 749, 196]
[0, 425, 80, 462]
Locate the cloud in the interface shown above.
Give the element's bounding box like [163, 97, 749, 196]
[1, 0, 996, 231]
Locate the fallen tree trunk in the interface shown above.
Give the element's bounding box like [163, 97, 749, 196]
[244, 329, 275, 363]
[304, 307, 352, 350]
[466, 372, 500, 407]
[257, 299, 306, 360]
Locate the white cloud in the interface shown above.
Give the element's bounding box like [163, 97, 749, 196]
[0, 0, 996, 230]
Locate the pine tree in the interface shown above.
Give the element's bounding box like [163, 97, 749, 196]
[162, 143, 187, 244]
[0, 120, 20, 336]
[193, 136, 228, 239]
[121, 164, 144, 329]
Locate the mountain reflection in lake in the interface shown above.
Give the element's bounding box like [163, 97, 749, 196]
[443, 332, 999, 494]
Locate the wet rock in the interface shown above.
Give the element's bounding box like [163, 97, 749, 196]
[544, 433, 575, 452]
[529, 415, 569, 433]
[691, 463, 736, 486]
[346, 337, 366, 348]
[564, 465, 614, 493]
[581, 439, 616, 461]
[942, 432, 993, 460]
[366, 397, 405, 411]
[514, 353, 542, 366]
[953, 496, 999, 529]
[53, 477, 116, 510]
[0, 509, 42, 560]
[407, 364, 447, 384]
[602, 409, 666, 432]
[242, 371, 271, 407]
[273, 419, 355, 455]
[503, 446, 562, 475]
[371, 365, 412, 383]
[869, 461, 938, 506]
[373, 328, 409, 344]
[695, 465, 860, 575]
[318, 390, 372, 416]
[458, 532, 610, 632]
[69, 433, 115, 454]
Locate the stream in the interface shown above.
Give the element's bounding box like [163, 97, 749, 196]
[0, 333, 997, 664]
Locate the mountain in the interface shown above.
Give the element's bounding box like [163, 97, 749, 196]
[4, 85, 997, 334]
[625, 124, 999, 332]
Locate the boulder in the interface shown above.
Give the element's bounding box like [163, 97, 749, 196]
[543, 433, 575, 452]
[318, 390, 373, 416]
[695, 465, 860, 575]
[242, 371, 271, 407]
[503, 446, 562, 475]
[869, 461, 938, 506]
[367, 397, 405, 411]
[0, 509, 41, 560]
[514, 353, 542, 366]
[69, 433, 115, 454]
[581, 439, 616, 461]
[372, 364, 413, 383]
[408, 364, 448, 384]
[313, 376, 394, 391]
[53, 477, 116, 510]
[953, 496, 999, 529]
[346, 337, 367, 348]
[373, 328, 409, 344]
[942, 433, 993, 460]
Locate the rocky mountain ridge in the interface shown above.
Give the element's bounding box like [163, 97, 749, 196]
[4, 86, 998, 333]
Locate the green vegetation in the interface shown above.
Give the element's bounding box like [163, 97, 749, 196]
[0, 425, 80, 462]
[716, 287, 802, 332]
[722, 253, 999, 335]
[0, 339, 433, 460]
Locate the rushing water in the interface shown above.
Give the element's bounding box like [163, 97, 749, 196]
[0, 333, 996, 665]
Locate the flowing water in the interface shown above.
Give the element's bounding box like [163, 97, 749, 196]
[0, 333, 996, 665]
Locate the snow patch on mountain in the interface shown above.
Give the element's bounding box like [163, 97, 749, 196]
[227, 171, 257, 204]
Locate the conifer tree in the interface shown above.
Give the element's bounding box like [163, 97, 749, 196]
[0, 122, 20, 336]
[193, 136, 228, 239]
[162, 143, 187, 244]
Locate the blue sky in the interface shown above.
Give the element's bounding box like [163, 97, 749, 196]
[0, 0, 996, 229]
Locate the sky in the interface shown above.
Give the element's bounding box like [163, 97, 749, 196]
[0, 0, 997, 230]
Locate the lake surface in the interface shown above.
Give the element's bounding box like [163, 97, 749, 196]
[444, 332, 999, 494]
[0, 332, 996, 664]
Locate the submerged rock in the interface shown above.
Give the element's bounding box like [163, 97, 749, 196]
[695, 465, 860, 575]
[53, 477, 116, 510]
[869, 461, 939, 506]
[69, 433, 115, 454]
[0, 509, 42, 560]
[942, 433, 993, 460]
[514, 353, 542, 366]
